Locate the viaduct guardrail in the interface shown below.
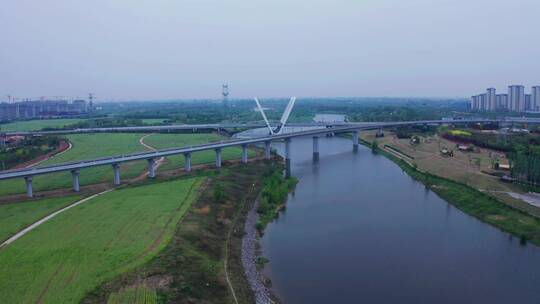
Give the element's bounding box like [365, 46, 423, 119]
[1, 116, 537, 137]
[0, 119, 528, 198]
[0, 122, 352, 137]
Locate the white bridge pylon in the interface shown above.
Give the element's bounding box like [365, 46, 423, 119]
[254, 97, 296, 135]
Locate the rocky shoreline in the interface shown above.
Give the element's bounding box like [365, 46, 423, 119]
[241, 195, 274, 304]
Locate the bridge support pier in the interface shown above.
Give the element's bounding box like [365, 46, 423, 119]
[184, 152, 192, 172]
[148, 158, 156, 178]
[264, 141, 271, 160]
[71, 169, 80, 192]
[113, 164, 121, 185]
[241, 144, 248, 164]
[215, 148, 222, 168]
[312, 136, 319, 162]
[25, 176, 33, 198]
[352, 130, 359, 152]
[285, 138, 291, 178]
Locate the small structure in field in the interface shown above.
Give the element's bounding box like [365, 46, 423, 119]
[500, 175, 516, 183]
[440, 147, 454, 157]
[5, 135, 25, 145]
[509, 128, 530, 134]
[495, 161, 511, 171]
[457, 144, 474, 152]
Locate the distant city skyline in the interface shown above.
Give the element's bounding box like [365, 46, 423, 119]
[471, 84, 540, 112]
[1, 0, 539, 101]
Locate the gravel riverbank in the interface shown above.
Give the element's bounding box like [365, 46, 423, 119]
[241, 195, 273, 304]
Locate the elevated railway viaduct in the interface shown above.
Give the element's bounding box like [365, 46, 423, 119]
[0, 119, 532, 198]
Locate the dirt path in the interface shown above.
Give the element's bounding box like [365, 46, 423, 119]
[9, 141, 73, 170]
[25, 142, 73, 168]
[224, 253, 240, 304]
[224, 204, 242, 304]
[135, 134, 166, 180]
[2, 133, 172, 249]
[0, 135, 154, 247]
[0, 189, 114, 249]
[485, 190, 540, 208]
[0, 138, 264, 249]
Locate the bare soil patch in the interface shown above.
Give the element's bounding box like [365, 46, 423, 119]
[364, 130, 540, 217]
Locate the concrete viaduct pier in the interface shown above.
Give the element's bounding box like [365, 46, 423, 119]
[113, 164, 121, 185]
[285, 138, 291, 178]
[71, 170, 80, 192]
[215, 148, 222, 168]
[148, 158, 156, 178]
[265, 141, 271, 160]
[0, 119, 502, 198]
[25, 177, 33, 198]
[242, 144, 248, 164]
[184, 153, 192, 172]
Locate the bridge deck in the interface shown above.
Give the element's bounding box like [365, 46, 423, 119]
[0, 119, 500, 180]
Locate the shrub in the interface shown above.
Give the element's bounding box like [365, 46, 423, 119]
[212, 182, 227, 204]
[255, 171, 297, 232]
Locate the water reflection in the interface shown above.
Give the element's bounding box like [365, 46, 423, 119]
[261, 135, 540, 304]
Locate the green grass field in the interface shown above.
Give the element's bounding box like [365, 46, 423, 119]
[0, 132, 247, 196]
[85, 162, 274, 303]
[143, 133, 256, 171]
[0, 177, 202, 303]
[0, 195, 82, 242]
[449, 129, 472, 136]
[0, 133, 149, 196]
[141, 118, 167, 124]
[0, 119, 84, 132]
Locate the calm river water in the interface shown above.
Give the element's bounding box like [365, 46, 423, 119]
[263, 135, 540, 304]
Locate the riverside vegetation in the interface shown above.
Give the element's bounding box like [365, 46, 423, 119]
[372, 142, 540, 246]
[0, 135, 284, 303]
[256, 171, 298, 233]
[84, 161, 279, 304]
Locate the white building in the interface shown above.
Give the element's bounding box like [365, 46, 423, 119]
[479, 93, 487, 110]
[470, 95, 479, 110]
[508, 85, 525, 112]
[532, 86, 540, 111]
[472, 85, 539, 112]
[496, 94, 508, 110]
[486, 88, 496, 111]
[525, 94, 532, 111]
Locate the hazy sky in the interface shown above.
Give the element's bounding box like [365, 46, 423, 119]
[1, 0, 539, 101]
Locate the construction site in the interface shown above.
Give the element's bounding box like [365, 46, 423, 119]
[0, 94, 94, 121]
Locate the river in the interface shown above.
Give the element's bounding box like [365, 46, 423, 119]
[262, 135, 540, 303]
